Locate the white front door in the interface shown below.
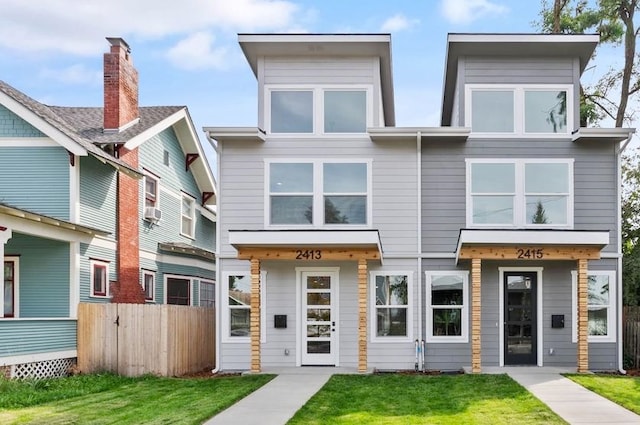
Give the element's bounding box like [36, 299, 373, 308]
[300, 269, 338, 365]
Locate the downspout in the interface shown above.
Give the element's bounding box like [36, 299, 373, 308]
[206, 132, 221, 374]
[416, 131, 423, 351]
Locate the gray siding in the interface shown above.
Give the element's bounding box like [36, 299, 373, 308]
[421, 139, 618, 253]
[79, 155, 117, 238]
[0, 146, 69, 219]
[264, 57, 377, 85]
[0, 105, 45, 137]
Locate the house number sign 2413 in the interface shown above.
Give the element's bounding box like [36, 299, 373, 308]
[516, 248, 544, 259]
[296, 249, 322, 260]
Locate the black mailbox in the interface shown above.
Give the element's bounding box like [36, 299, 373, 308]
[274, 315, 287, 329]
[551, 314, 565, 328]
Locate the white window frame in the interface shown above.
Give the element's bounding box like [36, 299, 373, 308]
[465, 84, 574, 137]
[466, 158, 574, 228]
[180, 193, 196, 238]
[3, 257, 19, 318]
[141, 269, 155, 303]
[265, 85, 373, 136]
[222, 271, 266, 343]
[369, 271, 413, 343]
[90, 259, 109, 298]
[164, 274, 193, 306]
[143, 171, 160, 210]
[571, 270, 616, 343]
[425, 271, 469, 343]
[264, 158, 372, 229]
[199, 279, 215, 308]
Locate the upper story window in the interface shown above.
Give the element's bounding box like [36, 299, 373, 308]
[267, 160, 370, 227]
[181, 194, 195, 238]
[144, 174, 159, 208]
[267, 86, 370, 135]
[90, 259, 109, 298]
[465, 85, 572, 136]
[466, 158, 573, 228]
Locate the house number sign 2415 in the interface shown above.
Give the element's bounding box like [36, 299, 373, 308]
[296, 249, 322, 260]
[516, 248, 544, 259]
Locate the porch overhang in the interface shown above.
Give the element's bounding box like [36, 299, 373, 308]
[455, 229, 609, 263]
[228, 229, 383, 262]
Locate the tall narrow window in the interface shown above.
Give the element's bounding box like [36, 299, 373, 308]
[4, 260, 16, 317]
[167, 277, 191, 305]
[91, 260, 109, 297]
[426, 271, 469, 342]
[181, 194, 195, 237]
[228, 275, 251, 337]
[572, 271, 616, 342]
[144, 174, 158, 208]
[141, 270, 155, 302]
[200, 280, 215, 308]
[371, 273, 411, 340]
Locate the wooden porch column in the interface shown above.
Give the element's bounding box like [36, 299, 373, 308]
[577, 258, 589, 372]
[358, 258, 368, 373]
[250, 258, 261, 373]
[471, 258, 482, 373]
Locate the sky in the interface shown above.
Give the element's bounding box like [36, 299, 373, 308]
[0, 0, 631, 173]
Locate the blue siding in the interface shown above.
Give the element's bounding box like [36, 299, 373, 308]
[0, 105, 45, 137]
[79, 155, 117, 238]
[79, 243, 117, 303]
[0, 147, 70, 219]
[0, 320, 76, 357]
[6, 233, 70, 317]
[156, 261, 214, 305]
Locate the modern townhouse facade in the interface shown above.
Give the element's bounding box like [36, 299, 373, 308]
[206, 32, 633, 374]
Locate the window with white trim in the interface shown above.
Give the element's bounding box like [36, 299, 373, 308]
[467, 159, 573, 228]
[371, 272, 411, 340]
[227, 274, 251, 337]
[90, 260, 109, 298]
[181, 194, 195, 238]
[426, 271, 469, 343]
[267, 87, 370, 135]
[267, 160, 370, 227]
[141, 270, 155, 302]
[200, 280, 215, 308]
[144, 173, 158, 208]
[166, 276, 191, 305]
[465, 85, 572, 135]
[571, 270, 616, 342]
[3, 257, 19, 318]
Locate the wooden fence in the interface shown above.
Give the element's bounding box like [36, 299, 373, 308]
[624, 306, 640, 369]
[77, 303, 215, 377]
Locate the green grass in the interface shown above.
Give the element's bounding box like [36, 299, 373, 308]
[288, 374, 566, 425]
[0, 373, 274, 425]
[566, 373, 640, 415]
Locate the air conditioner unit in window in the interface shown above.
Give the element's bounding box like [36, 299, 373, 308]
[144, 206, 162, 222]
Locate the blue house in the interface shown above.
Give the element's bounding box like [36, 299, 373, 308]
[0, 38, 216, 379]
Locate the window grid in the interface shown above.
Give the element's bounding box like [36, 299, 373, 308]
[90, 260, 109, 298]
[425, 271, 469, 343]
[181, 194, 195, 238]
[371, 273, 411, 341]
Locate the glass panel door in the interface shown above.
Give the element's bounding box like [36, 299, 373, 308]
[504, 272, 537, 365]
[301, 271, 337, 365]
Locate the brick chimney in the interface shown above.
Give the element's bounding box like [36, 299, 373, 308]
[103, 37, 139, 131]
[104, 37, 144, 304]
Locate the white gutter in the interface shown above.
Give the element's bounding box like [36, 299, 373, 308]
[617, 136, 631, 374]
[416, 131, 423, 349]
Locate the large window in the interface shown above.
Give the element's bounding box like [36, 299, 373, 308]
[228, 275, 251, 337]
[3, 258, 18, 318]
[466, 85, 571, 135]
[90, 260, 109, 298]
[268, 87, 370, 135]
[181, 194, 195, 238]
[426, 271, 469, 343]
[371, 272, 411, 341]
[467, 159, 573, 228]
[267, 160, 370, 227]
[572, 270, 616, 342]
[166, 276, 191, 305]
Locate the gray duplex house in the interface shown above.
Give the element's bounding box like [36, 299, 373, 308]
[205, 32, 633, 374]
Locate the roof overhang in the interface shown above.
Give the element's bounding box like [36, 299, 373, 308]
[204, 127, 266, 144]
[368, 126, 470, 143]
[158, 242, 216, 261]
[238, 33, 395, 126]
[229, 229, 383, 262]
[572, 127, 635, 144]
[455, 229, 610, 263]
[441, 33, 600, 126]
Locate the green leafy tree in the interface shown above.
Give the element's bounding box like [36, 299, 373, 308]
[532, 200, 549, 224]
[623, 153, 640, 304]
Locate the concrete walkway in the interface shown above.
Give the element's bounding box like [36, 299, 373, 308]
[204, 366, 640, 425]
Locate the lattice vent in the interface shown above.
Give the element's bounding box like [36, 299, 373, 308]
[12, 358, 76, 380]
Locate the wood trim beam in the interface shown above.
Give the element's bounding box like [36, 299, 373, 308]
[185, 153, 199, 171]
[458, 245, 601, 261]
[471, 258, 482, 373]
[577, 258, 589, 372]
[236, 247, 380, 261]
[358, 258, 368, 373]
[250, 259, 261, 373]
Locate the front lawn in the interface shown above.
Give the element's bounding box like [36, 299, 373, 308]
[288, 374, 566, 424]
[566, 373, 640, 415]
[0, 373, 274, 425]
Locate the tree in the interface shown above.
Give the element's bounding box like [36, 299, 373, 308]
[532, 200, 549, 224]
[623, 153, 640, 304]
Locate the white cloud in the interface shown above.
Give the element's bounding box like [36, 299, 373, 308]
[165, 32, 228, 71]
[380, 14, 419, 33]
[38, 64, 102, 85]
[440, 0, 508, 25]
[0, 0, 301, 55]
